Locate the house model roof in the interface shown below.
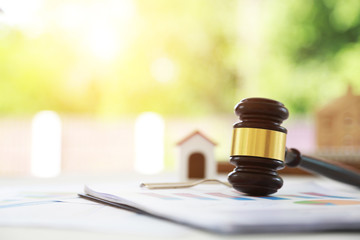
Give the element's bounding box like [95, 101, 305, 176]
[317, 85, 360, 116]
[176, 130, 217, 146]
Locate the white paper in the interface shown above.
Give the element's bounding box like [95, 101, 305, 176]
[83, 180, 360, 234]
[0, 185, 191, 237]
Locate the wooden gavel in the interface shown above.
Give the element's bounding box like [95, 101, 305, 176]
[228, 97, 360, 196]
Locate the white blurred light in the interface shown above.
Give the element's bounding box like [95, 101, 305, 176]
[0, 0, 45, 38]
[56, 0, 137, 62]
[134, 112, 164, 174]
[150, 57, 177, 83]
[31, 111, 62, 178]
[0, 0, 43, 26]
[87, 22, 120, 61]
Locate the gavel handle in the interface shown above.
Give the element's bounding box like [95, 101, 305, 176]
[285, 148, 360, 188]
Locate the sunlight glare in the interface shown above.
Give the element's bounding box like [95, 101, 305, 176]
[134, 112, 164, 174]
[0, 0, 44, 38]
[151, 57, 177, 83]
[55, 0, 137, 62]
[0, 0, 43, 26]
[31, 111, 62, 178]
[87, 22, 120, 61]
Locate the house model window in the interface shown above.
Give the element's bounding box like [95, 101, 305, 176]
[176, 131, 216, 181]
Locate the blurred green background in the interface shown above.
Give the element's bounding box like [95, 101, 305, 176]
[1, 0, 360, 176]
[1, 0, 359, 118]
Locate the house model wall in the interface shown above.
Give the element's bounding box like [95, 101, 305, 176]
[176, 131, 216, 181]
[315, 86, 360, 168]
[316, 86, 360, 150]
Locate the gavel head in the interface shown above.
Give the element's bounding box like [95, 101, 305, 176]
[228, 98, 289, 196]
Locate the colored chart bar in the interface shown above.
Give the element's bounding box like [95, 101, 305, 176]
[206, 193, 254, 200]
[21, 192, 75, 199]
[302, 192, 353, 199]
[259, 196, 290, 200]
[0, 200, 62, 209]
[174, 193, 216, 200]
[279, 194, 315, 199]
[141, 193, 181, 200]
[295, 200, 360, 206]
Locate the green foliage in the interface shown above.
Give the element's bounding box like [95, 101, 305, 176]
[0, 0, 239, 116]
[1, 0, 360, 117]
[261, 0, 360, 115]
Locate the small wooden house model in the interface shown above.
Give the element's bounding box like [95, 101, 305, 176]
[315, 85, 360, 169]
[316, 86, 360, 150]
[176, 131, 216, 181]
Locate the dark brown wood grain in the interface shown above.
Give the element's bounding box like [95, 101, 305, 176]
[228, 98, 289, 196]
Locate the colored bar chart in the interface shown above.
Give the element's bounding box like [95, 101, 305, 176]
[295, 200, 360, 206]
[138, 191, 360, 206]
[141, 193, 181, 200]
[301, 192, 354, 199]
[173, 193, 215, 200]
[206, 192, 253, 200]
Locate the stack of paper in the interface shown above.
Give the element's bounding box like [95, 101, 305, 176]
[80, 180, 360, 234]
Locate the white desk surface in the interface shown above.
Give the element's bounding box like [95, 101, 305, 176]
[2, 227, 359, 240]
[0, 173, 359, 240]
